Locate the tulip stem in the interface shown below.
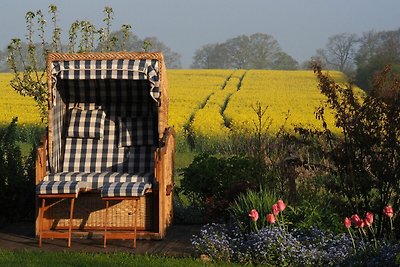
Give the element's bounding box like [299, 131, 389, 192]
[347, 228, 356, 253]
[368, 225, 377, 249]
[254, 221, 259, 233]
[390, 217, 394, 232]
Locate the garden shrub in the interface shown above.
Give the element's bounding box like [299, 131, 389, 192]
[179, 154, 264, 221]
[0, 118, 41, 225]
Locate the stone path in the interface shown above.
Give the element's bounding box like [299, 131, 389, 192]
[0, 222, 200, 256]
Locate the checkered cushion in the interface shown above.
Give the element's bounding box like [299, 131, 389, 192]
[62, 106, 155, 173]
[44, 171, 153, 190]
[67, 108, 105, 139]
[101, 182, 151, 197]
[36, 181, 84, 197]
[119, 117, 155, 147]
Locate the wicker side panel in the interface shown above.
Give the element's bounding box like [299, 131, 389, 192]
[158, 58, 169, 140]
[163, 132, 175, 228]
[44, 193, 152, 230]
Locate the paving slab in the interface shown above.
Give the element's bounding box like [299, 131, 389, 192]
[0, 222, 201, 256]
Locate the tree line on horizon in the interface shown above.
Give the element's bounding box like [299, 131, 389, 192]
[191, 29, 400, 92]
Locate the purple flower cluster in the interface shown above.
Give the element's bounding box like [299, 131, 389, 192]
[243, 227, 309, 265]
[191, 223, 234, 262]
[192, 223, 399, 265]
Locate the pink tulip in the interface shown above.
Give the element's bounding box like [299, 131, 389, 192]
[351, 214, 361, 224]
[365, 212, 374, 226]
[356, 219, 365, 228]
[272, 204, 279, 216]
[277, 199, 286, 212]
[384, 205, 394, 218]
[351, 214, 365, 228]
[267, 213, 276, 224]
[249, 209, 259, 222]
[344, 217, 351, 229]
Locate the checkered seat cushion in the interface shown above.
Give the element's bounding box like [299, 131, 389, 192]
[44, 171, 153, 190]
[36, 181, 84, 198]
[101, 182, 152, 198]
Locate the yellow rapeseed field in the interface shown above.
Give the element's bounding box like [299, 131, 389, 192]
[190, 70, 247, 138]
[167, 69, 232, 136]
[0, 70, 363, 140]
[223, 70, 362, 135]
[0, 73, 42, 125]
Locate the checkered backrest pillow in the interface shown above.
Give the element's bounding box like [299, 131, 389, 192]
[119, 117, 155, 147]
[67, 108, 106, 139]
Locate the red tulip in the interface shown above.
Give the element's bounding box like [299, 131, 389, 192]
[365, 212, 374, 226]
[272, 204, 279, 216]
[277, 199, 286, 212]
[267, 213, 276, 224]
[344, 217, 351, 229]
[356, 219, 365, 228]
[384, 205, 394, 218]
[249, 209, 259, 222]
[351, 214, 361, 224]
[351, 214, 365, 228]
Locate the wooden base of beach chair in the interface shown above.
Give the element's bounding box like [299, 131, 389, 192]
[103, 197, 140, 248]
[38, 194, 76, 248]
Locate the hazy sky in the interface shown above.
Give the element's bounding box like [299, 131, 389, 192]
[1, 0, 399, 67]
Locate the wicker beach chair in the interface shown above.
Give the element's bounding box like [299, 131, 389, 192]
[35, 52, 175, 247]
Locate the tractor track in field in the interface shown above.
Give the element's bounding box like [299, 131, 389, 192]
[221, 71, 247, 129]
[183, 71, 235, 149]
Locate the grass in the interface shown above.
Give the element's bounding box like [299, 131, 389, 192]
[174, 150, 197, 186]
[0, 250, 242, 267]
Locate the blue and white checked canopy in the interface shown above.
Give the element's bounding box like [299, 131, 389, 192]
[51, 59, 160, 102]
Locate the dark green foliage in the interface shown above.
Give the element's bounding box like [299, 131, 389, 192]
[179, 154, 264, 221]
[285, 200, 341, 232]
[229, 187, 277, 232]
[0, 119, 42, 224]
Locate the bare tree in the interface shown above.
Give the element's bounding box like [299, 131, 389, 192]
[224, 35, 252, 69]
[316, 32, 359, 74]
[355, 28, 400, 91]
[248, 33, 281, 69]
[143, 37, 182, 69]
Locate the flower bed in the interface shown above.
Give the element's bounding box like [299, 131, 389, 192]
[192, 200, 400, 266]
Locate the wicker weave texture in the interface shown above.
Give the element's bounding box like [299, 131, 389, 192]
[45, 194, 152, 230]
